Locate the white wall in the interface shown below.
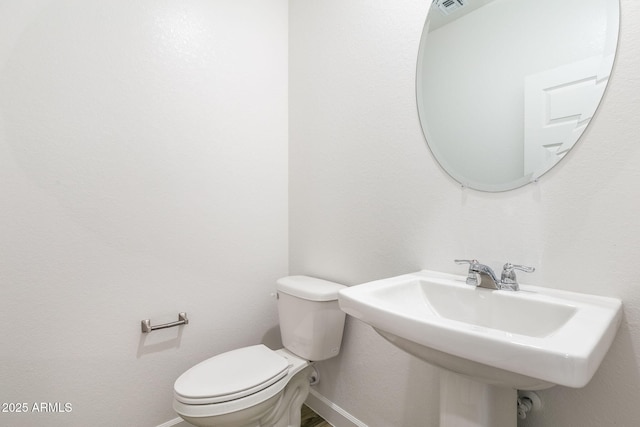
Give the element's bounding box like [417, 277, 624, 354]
[290, 1, 640, 426]
[0, 1, 288, 426]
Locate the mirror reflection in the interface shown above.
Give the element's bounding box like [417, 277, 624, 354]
[417, 0, 619, 191]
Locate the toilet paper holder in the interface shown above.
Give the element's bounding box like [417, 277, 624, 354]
[141, 312, 188, 333]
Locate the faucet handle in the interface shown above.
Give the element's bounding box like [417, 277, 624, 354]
[454, 259, 479, 266]
[501, 263, 535, 287]
[454, 259, 480, 286]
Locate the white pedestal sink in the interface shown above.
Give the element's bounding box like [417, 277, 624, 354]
[338, 270, 622, 427]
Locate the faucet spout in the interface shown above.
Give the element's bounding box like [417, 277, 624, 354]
[469, 263, 500, 290]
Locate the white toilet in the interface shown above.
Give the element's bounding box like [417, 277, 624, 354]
[173, 276, 347, 427]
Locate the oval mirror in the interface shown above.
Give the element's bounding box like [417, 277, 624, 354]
[416, 0, 620, 192]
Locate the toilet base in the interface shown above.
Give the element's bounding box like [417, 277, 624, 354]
[180, 392, 282, 427]
[262, 366, 312, 427]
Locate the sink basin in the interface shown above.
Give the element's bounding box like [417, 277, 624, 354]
[338, 270, 622, 390]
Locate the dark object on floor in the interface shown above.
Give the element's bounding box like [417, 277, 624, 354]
[301, 404, 332, 427]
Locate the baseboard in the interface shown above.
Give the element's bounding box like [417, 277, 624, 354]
[306, 388, 368, 427]
[156, 417, 190, 427]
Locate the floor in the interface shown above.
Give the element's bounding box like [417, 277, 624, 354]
[301, 404, 332, 427]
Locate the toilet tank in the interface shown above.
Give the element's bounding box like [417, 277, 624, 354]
[276, 276, 347, 361]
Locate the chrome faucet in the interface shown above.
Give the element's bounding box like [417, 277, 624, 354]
[455, 259, 500, 289]
[454, 259, 534, 291]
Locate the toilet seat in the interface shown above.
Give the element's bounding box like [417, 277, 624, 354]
[173, 347, 310, 419]
[174, 345, 290, 405]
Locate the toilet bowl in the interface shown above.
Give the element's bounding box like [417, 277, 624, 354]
[173, 276, 346, 427]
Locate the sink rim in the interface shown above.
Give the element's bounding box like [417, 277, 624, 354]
[338, 270, 622, 388]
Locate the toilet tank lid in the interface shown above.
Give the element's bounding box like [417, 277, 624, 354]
[277, 275, 346, 301]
